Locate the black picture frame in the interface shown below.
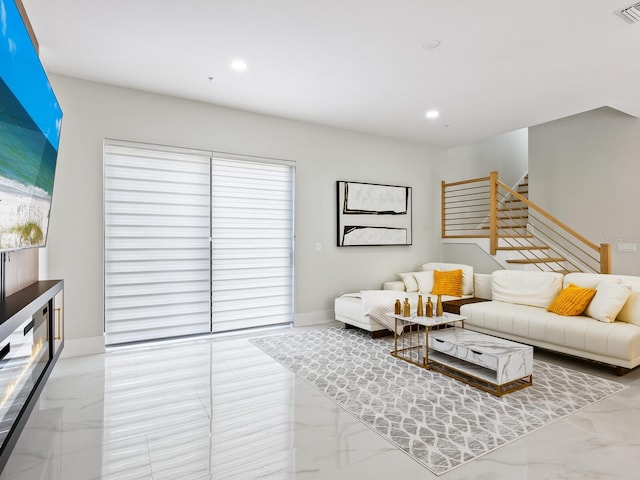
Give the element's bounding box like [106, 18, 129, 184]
[336, 180, 412, 246]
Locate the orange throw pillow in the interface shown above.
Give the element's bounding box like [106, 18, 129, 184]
[431, 269, 463, 297]
[547, 284, 597, 316]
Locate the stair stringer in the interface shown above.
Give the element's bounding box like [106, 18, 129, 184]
[442, 237, 541, 271]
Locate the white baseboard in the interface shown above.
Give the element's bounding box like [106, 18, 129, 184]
[61, 335, 106, 358]
[294, 310, 334, 327]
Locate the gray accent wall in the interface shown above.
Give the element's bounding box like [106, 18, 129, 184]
[529, 106, 640, 275]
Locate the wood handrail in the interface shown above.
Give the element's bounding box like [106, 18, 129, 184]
[442, 176, 491, 188]
[489, 171, 498, 254]
[442, 171, 612, 274]
[601, 243, 612, 274]
[497, 181, 599, 251]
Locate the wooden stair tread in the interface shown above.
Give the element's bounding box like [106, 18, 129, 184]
[498, 215, 528, 220]
[500, 205, 528, 210]
[506, 257, 566, 264]
[481, 226, 528, 231]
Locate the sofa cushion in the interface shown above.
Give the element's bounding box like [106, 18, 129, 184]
[383, 281, 406, 291]
[461, 300, 640, 362]
[413, 270, 434, 294]
[491, 270, 563, 308]
[618, 282, 640, 326]
[398, 272, 420, 292]
[432, 269, 463, 297]
[564, 273, 640, 326]
[585, 281, 631, 323]
[422, 262, 473, 296]
[547, 284, 596, 316]
[563, 273, 616, 289]
[473, 273, 493, 300]
[563, 272, 639, 289]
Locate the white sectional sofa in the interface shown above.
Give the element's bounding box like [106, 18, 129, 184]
[335, 263, 640, 373]
[462, 270, 640, 374]
[334, 262, 483, 336]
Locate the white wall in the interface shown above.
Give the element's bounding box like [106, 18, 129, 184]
[529, 106, 640, 275]
[442, 128, 528, 188]
[439, 128, 528, 273]
[44, 74, 444, 351]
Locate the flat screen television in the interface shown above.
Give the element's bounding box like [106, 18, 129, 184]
[0, 0, 62, 251]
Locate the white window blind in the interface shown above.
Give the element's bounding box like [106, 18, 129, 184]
[104, 141, 212, 345]
[104, 141, 294, 344]
[211, 157, 294, 332]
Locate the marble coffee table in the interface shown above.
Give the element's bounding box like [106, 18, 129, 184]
[388, 312, 533, 396]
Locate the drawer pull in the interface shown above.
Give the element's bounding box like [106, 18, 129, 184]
[435, 338, 444, 343]
[24, 320, 34, 336]
[470, 349, 482, 355]
[0, 343, 10, 361]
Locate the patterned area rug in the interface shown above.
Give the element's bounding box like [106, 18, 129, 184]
[249, 327, 626, 476]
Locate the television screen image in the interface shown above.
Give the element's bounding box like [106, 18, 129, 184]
[0, 0, 62, 251]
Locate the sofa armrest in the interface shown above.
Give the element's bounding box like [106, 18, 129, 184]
[474, 273, 493, 299]
[383, 281, 406, 291]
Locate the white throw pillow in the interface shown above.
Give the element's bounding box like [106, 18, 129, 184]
[413, 270, 434, 294]
[617, 284, 640, 326]
[586, 281, 631, 323]
[398, 272, 419, 292]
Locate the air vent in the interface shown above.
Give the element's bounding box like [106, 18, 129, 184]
[620, 2, 640, 23]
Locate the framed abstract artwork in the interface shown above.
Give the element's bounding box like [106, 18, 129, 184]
[336, 181, 412, 246]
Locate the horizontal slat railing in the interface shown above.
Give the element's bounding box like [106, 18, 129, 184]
[441, 176, 491, 238]
[442, 171, 611, 274]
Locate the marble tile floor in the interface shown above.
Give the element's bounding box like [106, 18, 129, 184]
[1, 324, 639, 480]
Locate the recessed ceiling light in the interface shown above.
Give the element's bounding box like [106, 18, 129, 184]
[423, 40, 442, 51]
[230, 59, 248, 71]
[425, 110, 440, 119]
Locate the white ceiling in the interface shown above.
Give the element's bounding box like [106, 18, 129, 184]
[22, 0, 640, 147]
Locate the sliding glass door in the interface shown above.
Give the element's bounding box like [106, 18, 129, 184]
[211, 156, 294, 333]
[104, 141, 212, 345]
[104, 141, 294, 345]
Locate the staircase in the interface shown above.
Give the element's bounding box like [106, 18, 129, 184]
[442, 171, 611, 274]
[495, 175, 570, 272]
